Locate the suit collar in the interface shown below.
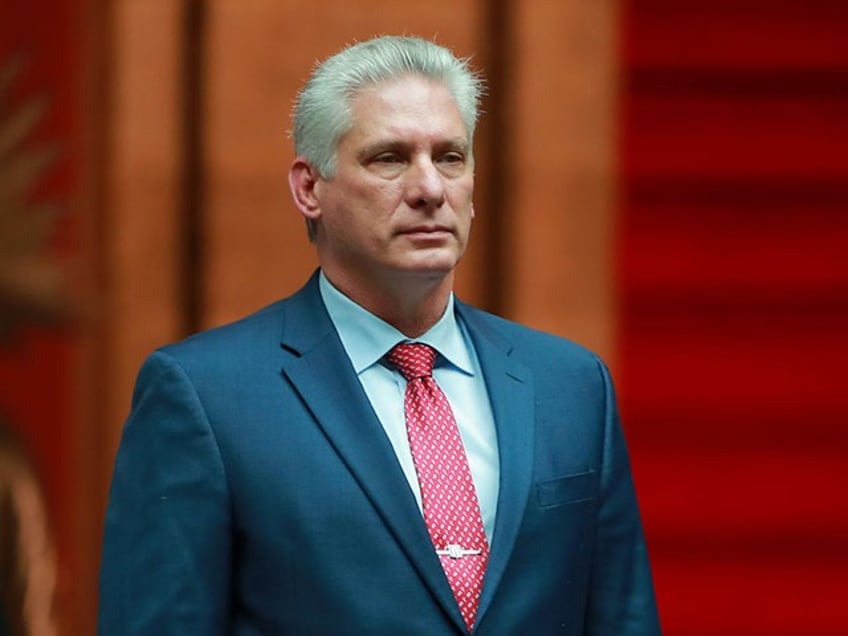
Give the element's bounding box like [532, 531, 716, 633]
[277, 270, 334, 356]
[455, 301, 536, 626]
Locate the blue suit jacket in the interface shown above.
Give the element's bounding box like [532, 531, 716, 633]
[99, 272, 660, 635]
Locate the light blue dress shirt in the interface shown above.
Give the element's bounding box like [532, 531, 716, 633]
[319, 272, 500, 541]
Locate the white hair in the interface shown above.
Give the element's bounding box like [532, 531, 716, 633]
[292, 35, 485, 179]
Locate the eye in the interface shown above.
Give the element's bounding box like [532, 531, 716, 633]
[366, 151, 407, 178]
[436, 151, 467, 176]
[372, 152, 403, 164]
[438, 151, 465, 165]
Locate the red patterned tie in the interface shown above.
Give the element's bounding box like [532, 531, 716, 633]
[389, 343, 489, 633]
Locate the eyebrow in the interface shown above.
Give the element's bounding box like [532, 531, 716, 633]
[357, 137, 469, 162]
[357, 140, 406, 162]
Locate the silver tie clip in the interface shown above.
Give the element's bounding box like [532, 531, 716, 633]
[436, 544, 483, 560]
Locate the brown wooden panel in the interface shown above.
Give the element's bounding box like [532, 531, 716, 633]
[104, 0, 185, 453]
[77, 4, 186, 628]
[504, 0, 619, 361]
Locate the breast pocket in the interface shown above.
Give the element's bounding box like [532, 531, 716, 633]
[536, 470, 596, 508]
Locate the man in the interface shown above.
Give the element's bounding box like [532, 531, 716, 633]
[99, 36, 660, 634]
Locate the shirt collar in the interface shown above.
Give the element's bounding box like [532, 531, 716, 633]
[318, 270, 474, 376]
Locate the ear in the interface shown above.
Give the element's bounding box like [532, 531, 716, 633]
[288, 157, 322, 222]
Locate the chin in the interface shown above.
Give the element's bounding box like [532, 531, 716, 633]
[412, 251, 462, 272]
[394, 258, 457, 279]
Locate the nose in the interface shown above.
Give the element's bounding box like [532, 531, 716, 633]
[405, 157, 446, 211]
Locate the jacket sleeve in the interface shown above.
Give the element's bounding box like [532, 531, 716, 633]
[586, 357, 662, 635]
[99, 350, 232, 635]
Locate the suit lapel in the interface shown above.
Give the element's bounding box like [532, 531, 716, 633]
[457, 302, 536, 626]
[278, 274, 467, 632]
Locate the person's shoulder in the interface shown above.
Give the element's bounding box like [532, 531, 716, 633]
[126, 293, 305, 407]
[157, 272, 322, 364]
[161, 296, 289, 361]
[458, 302, 614, 403]
[134, 292, 305, 400]
[457, 302, 602, 367]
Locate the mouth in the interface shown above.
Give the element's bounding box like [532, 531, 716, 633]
[398, 225, 453, 238]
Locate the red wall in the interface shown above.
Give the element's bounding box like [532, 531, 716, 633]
[0, 0, 81, 631]
[619, 1, 848, 634]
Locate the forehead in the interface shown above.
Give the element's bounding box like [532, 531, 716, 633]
[345, 75, 467, 141]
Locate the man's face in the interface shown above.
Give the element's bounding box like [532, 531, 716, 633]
[311, 74, 474, 292]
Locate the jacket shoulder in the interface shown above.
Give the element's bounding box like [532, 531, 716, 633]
[160, 298, 288, 363]
[458, 302, 603, 368]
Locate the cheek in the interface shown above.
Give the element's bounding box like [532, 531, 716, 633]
[451, 188, 475, 220]
[323, 188, 395, 244]
[346, 180, 402, 216]
[449, 177, 475, 206]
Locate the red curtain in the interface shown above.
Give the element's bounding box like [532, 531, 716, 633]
[619, 1, 848, 634]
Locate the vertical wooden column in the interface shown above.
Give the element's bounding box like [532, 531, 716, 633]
[98, 0, 185, 454]
[502, 0, 620, 362]
[201, 1, 315, 327]
[79, 7, 186, 632]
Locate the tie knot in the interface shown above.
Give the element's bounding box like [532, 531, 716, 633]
[389, 343, 436, 381]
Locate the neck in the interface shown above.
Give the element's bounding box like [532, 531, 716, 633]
[322, 268, 454, 338]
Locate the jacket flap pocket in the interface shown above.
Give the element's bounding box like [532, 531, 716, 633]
[536, 470, 596, 508]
